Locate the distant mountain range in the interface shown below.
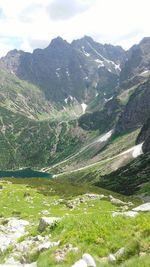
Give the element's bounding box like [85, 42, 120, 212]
[0, 35, 150, 179]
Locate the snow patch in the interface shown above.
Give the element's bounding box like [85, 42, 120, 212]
[104, 96, 113, 102]
[83, 76, 88, 80]
[120, 143, 143, 158]
[114, 63, 121, 71]
[141, 69, 149, 75]
[132, 143, 143, 158]
[81, 103, 87, 113]
[81, 46, 90, 57]
[98, 130, 113, 142]
[64, 95, 73, 104]
[56, 72, 60, 78]
[95, 59, 104, 67]
[108, 68, 112, 73]
[66, 70, 70, 77]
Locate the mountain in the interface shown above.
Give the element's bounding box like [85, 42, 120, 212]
[137, 117, 150, 153]
[0, 36, 126, 110]
[120, 37, 150, 87]
[0, 105, 90, 170]
[0, 35, 150, 173]
[115, 78, 150, 133]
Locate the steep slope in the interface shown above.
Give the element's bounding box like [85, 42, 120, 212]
[137, 117, 150, 153]
[0, 36, 125, 109]
[95, 152, 150, 196]
[0, 69, 54, 120]
[1, 178, 150, 267]
[78, 98, 122, 132]
[120, 37, 150, 87]
[95, 122, 150, 196]
[0, 107, 89, 170]
[115, 79, 150, 133]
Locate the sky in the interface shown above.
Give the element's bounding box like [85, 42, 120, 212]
[0, 0, 150, 57]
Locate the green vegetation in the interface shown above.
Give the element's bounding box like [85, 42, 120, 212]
[96, 153, 150, 195]
[0, 178, 149, 267]
[0, 107, 89, 169]
[54, 129, 140, 182]
[117, 85, 138, 105]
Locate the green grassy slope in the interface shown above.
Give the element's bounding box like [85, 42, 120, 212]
[53, 129, 140, 181]
[0, 178, 149, 267]
[0, 107, 89, 169]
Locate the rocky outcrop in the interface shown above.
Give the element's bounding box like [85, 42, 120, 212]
[79, 98, 122, 132]
[120, 37, 150, 83]
[137, 117, 150, 153]
[38, 217, 61, 232]
[116, 79, 150, 134]
[133, 202, 150, 212]
[71, 253, 96, 267]
[0, 36, 125, 106]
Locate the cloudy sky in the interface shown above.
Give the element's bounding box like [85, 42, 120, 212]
[0, 0, 149, 57]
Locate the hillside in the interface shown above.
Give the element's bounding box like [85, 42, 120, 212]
[0, 36, 125, 109]
[0, 178, 150, 267]
[0, 35, 150, 267]
[0, 106, 91, 170]
[0, 36, 150, 174]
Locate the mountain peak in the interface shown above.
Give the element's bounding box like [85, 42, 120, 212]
[47, 36, 69, 49]
[140, 37, 150, 45]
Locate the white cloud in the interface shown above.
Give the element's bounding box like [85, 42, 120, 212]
[0, 0, 149, 56]
[47, 0, 94, 21]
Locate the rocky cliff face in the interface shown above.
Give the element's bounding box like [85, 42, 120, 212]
[137, 118, 150, 153]
[0, 36, 125, 108]
[78, 98, 122, 132]
[116, 79, 150, 133]
[120, 37, 150, 85]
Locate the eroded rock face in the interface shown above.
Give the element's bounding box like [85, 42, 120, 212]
[38, 217, 61, 232]
[0, 218, 29, 255]
[0, 36, 124, 105]
[137, 117, 150, 153]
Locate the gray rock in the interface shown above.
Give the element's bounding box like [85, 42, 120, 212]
[38, 240, 60, 252]
[133, 202, 150, 212]
[71, 259, 87, 267]
[82, 253, 96, 267]
[114, 247, 125, 258]
[38, 217, 60, 232]
[109, 195, 127, 206]
[107, 253, 116, 262]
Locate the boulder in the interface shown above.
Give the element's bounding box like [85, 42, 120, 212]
[133, 202, 150, 212]
[109, 195, 127, 206]
[107, 254, 116, 262]
[38, 240, 60, 252]
[0, 235, 13, 255]
[71, 259, 87, 267]
[38, 217, 60, 232]
[114, 247, 125, 258]
[82, 253, 96, 267]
